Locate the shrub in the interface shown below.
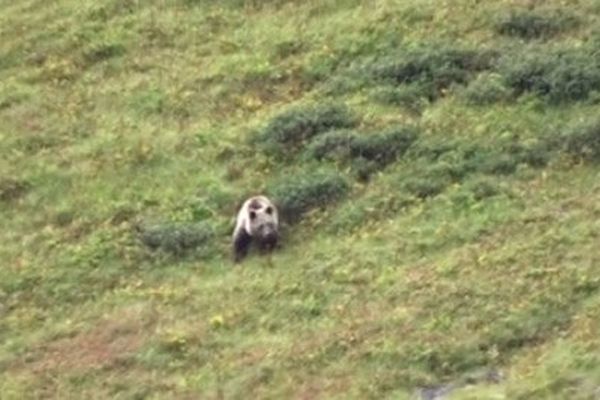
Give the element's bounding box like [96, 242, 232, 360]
[136, 222, 214, 255]
[462, 72, 512, 105]
[304, 130, 356, 161]
[458, 141, 551, 175]
[480, 153, 520, 175]
[425, 160, 471, 181]
[351, 127, 418, 165]
[272, 39, 305, 60]
[495, 9, 578, 40]
[517, 144, 552, 168]
[402, 176, 449, 199]
[269, 171, 350, 223]
[306, 126, 418, 178]
[371, 84, 430, 110]
[499, 47, 600, 103]
[464, 177, 500, 200]
[406, 139, 550, 193]
[81, 42, 125, 65]
[255, 103, 356, 156]
[368, 46, 496, 100]
[563, 118, 600, 163]
[0, 178, 30, 202]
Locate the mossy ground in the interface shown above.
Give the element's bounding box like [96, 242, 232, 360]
[2, 0, 600, 398]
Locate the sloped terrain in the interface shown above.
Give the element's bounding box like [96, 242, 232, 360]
[1, 0, 600, 398]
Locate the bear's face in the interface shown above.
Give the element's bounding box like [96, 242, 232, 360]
[248, 203, 278, 246]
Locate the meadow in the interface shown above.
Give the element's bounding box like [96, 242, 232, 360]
[1, 0, 600, 398]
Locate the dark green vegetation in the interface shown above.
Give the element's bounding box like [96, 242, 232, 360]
[2, 0, 600, 399]
[494, 9, 579, 40]
[136, 221, 214, 256]
[255, 103, 356, 156]
[270, 170, 350, 222]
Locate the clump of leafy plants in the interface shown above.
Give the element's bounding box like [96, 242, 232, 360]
[0, 178, 30, 202]
[269, 170, 350, 223]
[136, 221, 214, 255]
[562, 117, 600, 163]
[255, 103, 356, 156]
[305, 126, 418, 179]
[396, 137, 552, 201]
[81, 41, 126, 66]
[367, 46, 497, 101]
[494, 9, 579, 40]
[462, 73, 512, 105]
[464, 176, 501, 201]
[499, 46, 600, 103]
[402, 176, 450, 199]
[371, 84, 430, 110]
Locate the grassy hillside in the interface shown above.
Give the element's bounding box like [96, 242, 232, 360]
[2, 0, 600, 398]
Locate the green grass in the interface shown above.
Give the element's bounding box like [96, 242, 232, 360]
[2, 0, 600, 398]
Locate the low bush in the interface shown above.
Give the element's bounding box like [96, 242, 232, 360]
[494, 9, 578, 40]
[81, 41, 126, 65]
[563, 118, 600, 163]
[450, 141, 550, 176]
[499, 47, 600, 103]
[304, 130, 356, 161]
[462, 72, 512, 105]
[351, 127, 419, 165]
[255, 103, 356, 156]
[368, 46, 497, 100]
[402, 176, 450, 199]
[305, 126, 418, 179]
[396, 137, 551, 201]
[464, 176, 501, 200]
[136, 222, 214, 255]
[371, 84, 430, 110]
[269, 170, 350, 223]
[0, 178, 30, 202]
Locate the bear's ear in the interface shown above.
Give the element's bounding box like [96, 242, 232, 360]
[249, 210, 257, 220]
[265, 206, 273, 215]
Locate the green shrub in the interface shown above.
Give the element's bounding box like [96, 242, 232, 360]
[351, 127, 418, 165]
[269, 171, 350, 223]
[425, 160, 471, 181]
[371, 84, 430, 110]
[255, 103, 356, 156]
[402, 173, 451, 200]
[272, 39, 305, 60]
[0, 178, 30, 202]
[517, 144, 552, 168]
[404, 139, 550, 198]
[499, 47, 600, 103]
[305, 127, 418, 178]
[462, 73, 512, 105]
[304, 130, 356, 161]
[457, 142, 550, 176]
[494, 9, 578, 40]
[563, 118, 600, 163]
[81, 41, 126, 65]
[480, 153, 520, 175]
[136, 222, 214, 255]
[464, 177, 501, 200]
[368, 46, 496, 100]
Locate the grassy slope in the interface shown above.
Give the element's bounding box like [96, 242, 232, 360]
[1, 0, 600, 398]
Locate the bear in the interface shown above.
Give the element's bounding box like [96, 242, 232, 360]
[232, 195, 279, 262]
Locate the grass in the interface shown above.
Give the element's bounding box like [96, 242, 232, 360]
[2, 0, 600, 398]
